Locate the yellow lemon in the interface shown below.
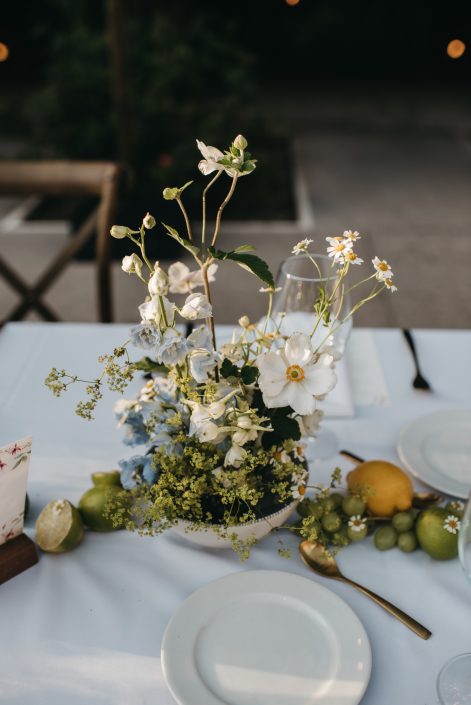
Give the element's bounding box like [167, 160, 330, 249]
[347, 460, 413, 517]
[416, 508, 459, 560]
[35, 499, 84, 553]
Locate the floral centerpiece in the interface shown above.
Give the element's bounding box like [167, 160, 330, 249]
[46, 135, 396, 557]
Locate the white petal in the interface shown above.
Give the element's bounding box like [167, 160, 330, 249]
[303, 363, 337, 397]
[198, 159, 219, 176]
[257, 353, 287, 396]
[196, 140, 224, 162]
[284, 332, 313, 366]
[284, 383, 316, 415]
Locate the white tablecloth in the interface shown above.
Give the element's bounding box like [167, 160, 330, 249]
[1, 323, 470, 705]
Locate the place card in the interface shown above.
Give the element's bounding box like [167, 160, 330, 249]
[0, 436, 32, 545]
[0, 436, 38, 585]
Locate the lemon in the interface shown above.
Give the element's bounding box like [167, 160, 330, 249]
[79, 486, 127, 532]
[347, 460, 413, 517]
[91, 470, 122, 487]
[35, 499, 84, 553]
[416, 508, 459, 560]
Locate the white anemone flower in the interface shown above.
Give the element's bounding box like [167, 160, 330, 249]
[187, 400, 227, 443]
[168, 262, 218, 294]
[179, 292, 212, 321]
[257, 332, 337, 416]
[196, 140, 226, 176]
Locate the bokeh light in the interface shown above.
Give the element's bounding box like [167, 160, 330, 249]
[0, 43, 9, 62]
[285, 0, 301, 6]
[446, 39, 465, 59]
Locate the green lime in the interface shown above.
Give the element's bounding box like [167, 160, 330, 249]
[342, 495, 366, 516]
[91, 470, 122, 487]
[79, 486, 127, 531]
[35, 499, 84, 553]
[397, 531, 417, 553]
[374, 525, 398, 550]
[392, 511, 414, 533]
[416, 508, 459, 560]
[321, 511, 341, 533]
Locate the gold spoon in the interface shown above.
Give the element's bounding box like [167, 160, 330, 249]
[299, 540, 432, 640]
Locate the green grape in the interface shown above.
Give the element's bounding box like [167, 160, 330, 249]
[392, 511, 414, 533]
[397, 531, 417, 553]
[374, 525, 398, 550]
[329, 492, 344, 510]
[342, 495, 366, 516]
[307, 501, 325, 519]
[347, 524, 368, 542]
[332, 526, 351, 546]
[297, 500, 313, 518]
[321, 511, 341, 533]
[321, 496, 337, 513]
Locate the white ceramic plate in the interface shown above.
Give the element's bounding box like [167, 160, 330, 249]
[161, 570, 371, 705]
[398, 410, 471, 499]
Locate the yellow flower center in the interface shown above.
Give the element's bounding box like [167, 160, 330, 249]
[346, 251, 357, 261]
[298, 485, 306, 496]
[335, 243, 346, 251]
[378, 262, 389, 271]
[286, 364, 305, 382]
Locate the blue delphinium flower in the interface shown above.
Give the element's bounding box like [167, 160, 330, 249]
[187, 324, 212, 351]
[122, 410, 150, 446]
[118, 454, 157, 489]
[155, 329, 189, 365]
[130, 322, 161, 350]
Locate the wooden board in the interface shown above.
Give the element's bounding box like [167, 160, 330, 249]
[0, 534, 38, 585]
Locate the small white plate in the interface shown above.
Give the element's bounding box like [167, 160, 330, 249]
[398, 410, 471, 499]
[161, 570, 371, 705]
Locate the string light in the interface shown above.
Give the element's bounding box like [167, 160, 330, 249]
[447, 39, 465, 59]
[0, 43, 9, 62]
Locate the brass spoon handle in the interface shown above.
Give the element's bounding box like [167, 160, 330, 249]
[344, 577, 432, 640]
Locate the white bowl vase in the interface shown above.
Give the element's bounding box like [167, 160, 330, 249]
[171, 499, 299, 549]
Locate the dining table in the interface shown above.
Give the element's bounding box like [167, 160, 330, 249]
[0, 322, 470, 705]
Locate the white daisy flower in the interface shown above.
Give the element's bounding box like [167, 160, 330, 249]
[348, 515, 366, 532]
[384, 277, 397, 292]
[292, 444, 305, 460]
[344, 251, 364, 265]
[372, 256, 394, 280]
[326, 236, 353, 263]
[344, 229, 361, 242]
[292, 238, 313, 255]
[257, 332, 337, 416]
[443, 515, 461, 534]
[291, 481, 307, 501]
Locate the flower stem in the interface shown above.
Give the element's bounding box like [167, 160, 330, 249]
[201, 263, 219, 382]
[176, 196, 193, 241]
[211, 174, 238, 248]
[201, 171, 222, 247]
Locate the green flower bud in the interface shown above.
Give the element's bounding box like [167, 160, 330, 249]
[110, 225, 131, 239]
[142, 212, 156, 229]
[233, 134, 248, 150]
[163, 187, 179, 201]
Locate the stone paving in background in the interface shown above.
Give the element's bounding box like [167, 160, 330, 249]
[1, 83, 470, 327]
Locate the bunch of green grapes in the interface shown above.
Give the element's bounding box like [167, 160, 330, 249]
[296, 491, 370, 549]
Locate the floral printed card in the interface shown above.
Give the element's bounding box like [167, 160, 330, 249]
[0, 437, 32, 545]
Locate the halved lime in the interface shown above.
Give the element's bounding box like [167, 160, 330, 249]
[35, 499, 84, 553]
[91, 470, 121, 487]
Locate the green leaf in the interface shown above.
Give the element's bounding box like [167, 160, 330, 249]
[220, 358, 239, 379]
[241, 365, 258, 385]
[162, 223, 200, 258]
[134, 357, 168, 374]
[209, 247, 274, 288]
[233, 244, 256, 253]
[271, 415, 301, 441]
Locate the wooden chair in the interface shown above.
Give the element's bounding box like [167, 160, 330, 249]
[0, 161, 121, 323]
